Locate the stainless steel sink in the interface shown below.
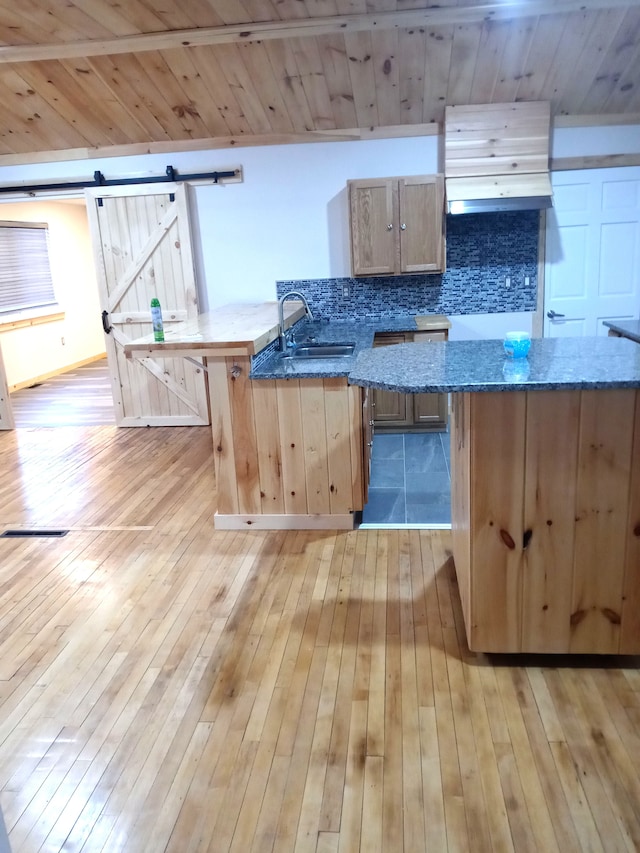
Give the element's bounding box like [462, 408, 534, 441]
[282, 342, 355, 359]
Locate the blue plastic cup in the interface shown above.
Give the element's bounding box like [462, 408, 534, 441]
[503, 331, 531, 358]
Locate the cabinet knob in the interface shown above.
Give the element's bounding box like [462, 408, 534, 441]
[400, 223, 406, 230]
[387, 223, 393, 231]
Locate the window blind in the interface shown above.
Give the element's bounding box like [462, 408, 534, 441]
[0, 221, 57, 315]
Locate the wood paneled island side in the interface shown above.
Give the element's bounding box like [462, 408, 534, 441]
[350, 336, 640, 654]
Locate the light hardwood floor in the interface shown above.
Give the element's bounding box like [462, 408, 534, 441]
[1, 424, 640, 852]
[10, 360, 115, 428]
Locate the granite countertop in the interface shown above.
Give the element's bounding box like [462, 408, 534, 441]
[250, 314, 451, 379]
[250, 319, 374, 379]
[603, 319, 640, 344]
[349, 336, 640, 393]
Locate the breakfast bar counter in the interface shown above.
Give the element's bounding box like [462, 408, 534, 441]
[124, 300, 306, 358]
[350, 336, 640, 655]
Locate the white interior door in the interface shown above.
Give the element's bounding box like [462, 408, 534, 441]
[85, 183, 209, 427]
[544, 167, 640, 337]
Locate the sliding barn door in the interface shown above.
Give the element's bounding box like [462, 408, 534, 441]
[85, 183, 209, 427]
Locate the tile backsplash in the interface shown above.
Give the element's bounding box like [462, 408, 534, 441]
[278, 210, 539, 320]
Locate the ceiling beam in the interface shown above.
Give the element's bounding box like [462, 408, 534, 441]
[0, 124, 440, 168]
[0, 115, 638, 169]
[0, 0, 638, 64]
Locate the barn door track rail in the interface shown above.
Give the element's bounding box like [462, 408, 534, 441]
[0, 164, 240, 196]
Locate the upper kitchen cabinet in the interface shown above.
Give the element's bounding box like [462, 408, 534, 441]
[348, 175, 445, 277]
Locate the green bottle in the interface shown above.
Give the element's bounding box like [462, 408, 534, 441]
[150, 297, 164, 342]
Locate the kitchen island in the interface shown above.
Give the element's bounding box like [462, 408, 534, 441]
[350, 336, 640, 655]
[126, 303, 372, 530]
[126, 303, 451, 531]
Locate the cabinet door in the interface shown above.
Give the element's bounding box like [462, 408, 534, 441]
[349, 179, 398, 276]
[374, 389, 411, 426]
[413, 392, 448, 427]
[412, 330, 448, 429]
[371, 333, 412, 428]
[398, 176, 445, 273]
[413, 329, 449, 430]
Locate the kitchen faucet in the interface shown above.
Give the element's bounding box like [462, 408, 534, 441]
[278, 290, 314, 351]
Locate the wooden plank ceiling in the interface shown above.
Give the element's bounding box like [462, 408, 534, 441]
[0, 0, 638, 163]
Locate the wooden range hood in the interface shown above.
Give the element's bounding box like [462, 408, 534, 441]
[444, 101, 552, 214]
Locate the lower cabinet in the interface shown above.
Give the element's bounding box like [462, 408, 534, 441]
[371, 333, 411, 428]
[209, 357, 366, 528]
[451, 388, 640, 655]
[372, 330, 448, 432]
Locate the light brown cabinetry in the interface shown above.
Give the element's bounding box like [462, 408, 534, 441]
[348, 175, 445, 276]
[209, 357, 366, 528]
[451, 388, 640, 655]
[412, 331, 448, 428]
[370, 333, 411, 427]
[126, 301, 365, 531]
[372, 330, 448, 432]
[362, 386, 373, 505]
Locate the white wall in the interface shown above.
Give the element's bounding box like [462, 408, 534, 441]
[190, 137, 439, 306]
[0, 137, 439, 310]
[0, 201, 104, 388]
[551, 124, 640, 158]
[0, 123, 637, 321]
[448, 312, 533, 340]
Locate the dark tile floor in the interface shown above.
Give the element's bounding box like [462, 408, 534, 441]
[360, 431, 451, 527]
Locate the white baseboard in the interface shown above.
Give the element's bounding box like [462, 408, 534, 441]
[214, 512, 355, 530]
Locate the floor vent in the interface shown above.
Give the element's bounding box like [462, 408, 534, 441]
[1, 529, 69, 538]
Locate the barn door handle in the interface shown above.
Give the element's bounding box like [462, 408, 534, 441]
[101, 310, 112, 334]
[547, 310, 565, 319]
